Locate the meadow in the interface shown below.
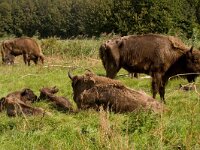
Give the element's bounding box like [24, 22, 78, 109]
[0, 36, 200, 150]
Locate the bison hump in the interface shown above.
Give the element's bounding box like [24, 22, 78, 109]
[168, 36, 189, 52]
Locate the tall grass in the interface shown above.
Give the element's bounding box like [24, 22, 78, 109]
[0, 35, 200, 149]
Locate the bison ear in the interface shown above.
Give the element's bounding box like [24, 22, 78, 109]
[186, 46, 194, 59]
[21, 88, 29, 96]
[0, 97, 5, 102]
[190, 46, 194, 53]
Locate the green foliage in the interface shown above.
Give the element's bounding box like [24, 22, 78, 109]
[40, 37, 103, 58]
[0, 0, 200, 38]
[124, 110, 159, 135]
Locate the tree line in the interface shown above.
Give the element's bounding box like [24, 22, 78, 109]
[0, 0, 200, 39]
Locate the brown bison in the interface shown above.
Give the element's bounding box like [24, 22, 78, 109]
[1, 37, 44, 65]
[68, 71, 164, 113]
[99, 34, 200, 102]
[38, 86, 73, 112]
[1, 88, 38, 104]
[0, 89, 47, 117]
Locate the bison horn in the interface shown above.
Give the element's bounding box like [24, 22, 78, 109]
[68, 70, 74, 80]
[85, 69, 92, 72]
[190, 46, 194, 53]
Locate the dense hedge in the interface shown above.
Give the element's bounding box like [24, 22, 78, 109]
[0, 0, 200, 38]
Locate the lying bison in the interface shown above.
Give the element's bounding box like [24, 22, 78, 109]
[2, 88, 38, 104]
[0, 89, 47, 117]
[99, 34, 200, 102]
[68, 71, 164, 113]
[38, 86, 73, 112]
[1, 37, 44, 65]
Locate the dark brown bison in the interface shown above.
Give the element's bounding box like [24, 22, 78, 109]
[68, 71, 164, 113]
[0, 89, 48, 117]
[38, 86, 73, 112]
[2, 88, 38, 104]
[1, 37, 44, 65]
[99, 34, 200, 102]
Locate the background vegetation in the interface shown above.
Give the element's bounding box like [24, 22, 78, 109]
[0, 37, 200, 149]
[0, 0, 200, 149]
[0, 0, 200, 39]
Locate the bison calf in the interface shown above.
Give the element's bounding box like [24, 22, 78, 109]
[68, 71, 164, 113]
[3, 88, 38, 104]
[0, 89, 48, 117]
[38, 86, 73, 112]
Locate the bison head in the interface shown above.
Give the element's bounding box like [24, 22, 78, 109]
[99, 38, 123, 78]
[21, 88, 37, 103]
[38, 86, 59, 100]
[68, 71, 96, 106]
[2, 54, 15, 65]
[1, 40, 15, 65]
[185, 46, 200, 73]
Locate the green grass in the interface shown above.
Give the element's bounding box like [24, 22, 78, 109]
[0, 37, 200, 150]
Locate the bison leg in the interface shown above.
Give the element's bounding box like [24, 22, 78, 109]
[134, 73, 138, 78]
[151, 73, 164, 101]
[33, 57, 38, 65]
[26, 56, 31, 66]
[23, 54, 27, 65]
[159, 82, 166, 104]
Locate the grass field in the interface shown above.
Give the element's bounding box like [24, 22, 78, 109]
[0, 37, 200, 150]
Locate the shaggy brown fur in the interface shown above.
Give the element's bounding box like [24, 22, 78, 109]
[1, 37, 44, 65]
[0, 91, 48, 117]
[38, 87, 73, 112]
[99, 34, 200, 102]
[1, 88, 37, 105]
[68, 71, 164, 113]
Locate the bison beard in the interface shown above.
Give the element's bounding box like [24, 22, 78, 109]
[68, 71, 164, 113]
[99, 34, 200, 103]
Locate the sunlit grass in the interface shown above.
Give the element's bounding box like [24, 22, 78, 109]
[0, 37, 200, 149]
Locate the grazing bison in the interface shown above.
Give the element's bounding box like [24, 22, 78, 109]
[99, 34, 200, 102]
[0, 89, 48, 117]
[38, 86, 73, 112]
[1, 37, 44, 65]
[68, 71, 164, 113]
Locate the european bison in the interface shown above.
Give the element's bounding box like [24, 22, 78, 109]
[1, 37, 44, 65]
[1, 88, 38, 104]
[99, 34, 200, 102]
[68, 71, 164, 113]
[38, 86, 73, 112]
[0, 89, 47, 117]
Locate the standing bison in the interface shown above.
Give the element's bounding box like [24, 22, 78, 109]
[99, 34, 200, 102]
[1, 37, 44, 65]
[68, 71, 164, 113]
